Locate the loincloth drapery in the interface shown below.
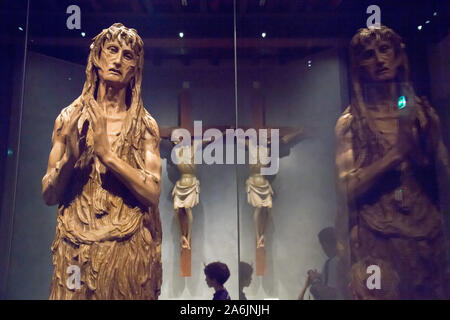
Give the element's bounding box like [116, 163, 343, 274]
[172, 177, 200, 210]
[246, 177, 274, 208]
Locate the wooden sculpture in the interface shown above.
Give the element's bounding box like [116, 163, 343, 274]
[42, 23, 162, 299]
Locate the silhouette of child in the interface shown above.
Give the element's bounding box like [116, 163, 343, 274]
[239, 262, 253, 300]
[204, 261, 231, 300]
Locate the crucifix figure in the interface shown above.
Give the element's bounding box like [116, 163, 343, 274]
[244, 81, 306, 275]
[160, 82, 227, 277]
[168, 135, 217, 251]
[171, 137, 199, 251]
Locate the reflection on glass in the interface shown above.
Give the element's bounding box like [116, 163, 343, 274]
[335, 25, 449, 300]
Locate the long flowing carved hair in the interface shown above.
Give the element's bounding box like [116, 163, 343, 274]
[71, 23, 158, 172]
[349, 26, 416, 166]
[83, 23, 146, 152]
[66, 24, 161, 240]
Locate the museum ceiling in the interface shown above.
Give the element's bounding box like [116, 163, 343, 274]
[2, 0, 448, 66]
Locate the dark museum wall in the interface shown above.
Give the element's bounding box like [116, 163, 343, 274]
[5, 46, 347, 299]
[6, 53, 86, 299]
[427, 31, 450, 251]
[0, 0, 28, 298]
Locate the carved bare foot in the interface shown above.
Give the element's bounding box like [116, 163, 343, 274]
[181, 236, 191, 250]
[256, 235, 265, 248]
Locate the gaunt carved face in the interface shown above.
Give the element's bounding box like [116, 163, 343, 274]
[359, 39, 401, 82]
[97, 39, 137, 87]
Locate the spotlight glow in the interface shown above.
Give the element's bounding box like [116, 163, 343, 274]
[18, 27, 23, 31]
[261, 32, 266, 38]
[179, 32, 184, 38]
[81, 32, 86, 37]
[417, 25, 423, 30]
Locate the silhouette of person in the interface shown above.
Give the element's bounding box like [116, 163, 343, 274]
[299, 227, 341, 300]
[204, 261, 231, 300]
[239, 261, 253, 300]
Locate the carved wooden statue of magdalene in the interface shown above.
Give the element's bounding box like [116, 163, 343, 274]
[42, 23, 162, 299]
[335, 26, 449, 299]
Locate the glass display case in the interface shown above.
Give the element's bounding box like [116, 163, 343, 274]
[0, 0, 448, 300]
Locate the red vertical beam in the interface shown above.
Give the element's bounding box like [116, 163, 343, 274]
[251, 81, 265, 129]
[178, 81, 193, 133]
